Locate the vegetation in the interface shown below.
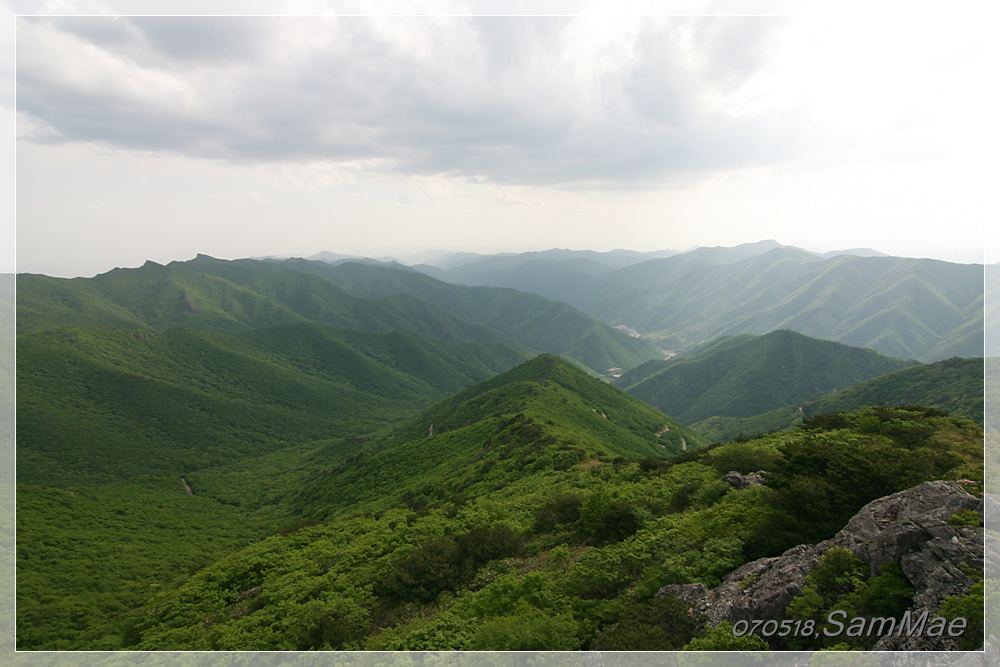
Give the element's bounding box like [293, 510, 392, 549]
[488, 247, 984, 362]
[783, 548, 916, 650]
[16, 352, 983, 650]
[619, 329, 918, 424]
[17, 323, 528, 485]
[13, 255, 987, 652]
[15, 476, 276, 650]
[694, 356, 984, 444]
[17, 256, 662, 377]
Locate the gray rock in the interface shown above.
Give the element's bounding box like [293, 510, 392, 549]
[656, 480, 986, 652]
[721, 470, 767, 490]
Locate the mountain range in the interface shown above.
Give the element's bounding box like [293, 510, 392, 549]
[11, 241, 989, 652]
[409, 241, 984, 362]
[17, 255, 663, 378]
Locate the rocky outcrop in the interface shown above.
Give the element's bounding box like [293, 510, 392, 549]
[721, 470, 766, 490]
[657, 481, 985, 651]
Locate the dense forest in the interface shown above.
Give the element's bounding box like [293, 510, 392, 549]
[10, 252, 990, 654]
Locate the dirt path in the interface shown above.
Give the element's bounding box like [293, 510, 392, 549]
[181, 477, 194, 496]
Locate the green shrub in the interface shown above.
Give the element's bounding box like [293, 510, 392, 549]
[533, 494, 584, 533]
[380, 524, 523, 604]
[590, 595, 700, 650]
[947, 509, 982, 527]
[683, 621, 770, 651]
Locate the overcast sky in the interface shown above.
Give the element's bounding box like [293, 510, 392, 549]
[7, 1, 997, 277]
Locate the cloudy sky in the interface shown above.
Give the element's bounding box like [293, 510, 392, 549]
[7, 1, 996, 277]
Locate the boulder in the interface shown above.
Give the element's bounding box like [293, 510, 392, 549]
[721, 470, 767, 490]
[656, 480, 985, 651]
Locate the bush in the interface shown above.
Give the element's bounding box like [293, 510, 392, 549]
[468, 602, 581, 651]
[683, 621, 770, 651]
[533, 494, 584, 533]
[799, 413, 851, 432]
[947, 509, 982, 527]
[590, 595, 700, 650]
[380, 524, 523, 605]
[940, 579, 984, 650]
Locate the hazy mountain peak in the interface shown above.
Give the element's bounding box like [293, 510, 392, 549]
[821, 247, 890, 258]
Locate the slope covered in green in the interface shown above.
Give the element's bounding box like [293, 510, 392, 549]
[277, 355, 707, 519]
[16, 260, 519, 348]
[693, 356, 985, 443]
[17, 255, 664, 376]
[15, 348, 983, 651]
[619, 329, 917, 425]
[15, 475, 277, 651]
[271, 258, 665, 374]
[17, 323, 529, 485]
[105, 403, 980, 652]
[457, 246, 983, 362]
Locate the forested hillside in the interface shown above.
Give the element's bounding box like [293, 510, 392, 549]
[417, 244, 984, 362]
[616, 329, 918, 425]
[17, 323, 530, 485]
[18, 256, 662, 377]
[13, 247, 987, 653]
[46, 378, 981, 651]
[694, 356, 985, 443]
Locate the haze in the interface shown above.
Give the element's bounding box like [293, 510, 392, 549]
[7, 2, 996, 278]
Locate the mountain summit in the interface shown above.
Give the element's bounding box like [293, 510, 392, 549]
[281, 354, 708, 518]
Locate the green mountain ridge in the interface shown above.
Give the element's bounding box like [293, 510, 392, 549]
[277, 355, 707, 520]
[17, 323, 529, 485]
[17, 262, 519, 349]
[618, 329, 918, 425]
[17, 256, 663, 377]
[98, 396, 982, 651]
[693, 356, 985, 443]
[419, 246, 983, 362]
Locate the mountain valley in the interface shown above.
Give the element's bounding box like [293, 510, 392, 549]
[10, 243, 989, 652]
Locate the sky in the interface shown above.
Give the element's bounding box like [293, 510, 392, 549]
[6, 1, 998, 277]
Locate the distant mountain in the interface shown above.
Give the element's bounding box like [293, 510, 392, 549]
[415, 247, 681, 275]
[266, 258, 665, 375]
[411, 247, 682, 290]
[410, 250, 504, 270]
[694, 356, 985, 443]
[307, 251, 361, 263]
[412, 241, 798, 294]
[616, 329, 919, 425]
[494, 247, 982, 362]
[17, 323, 530, 485]
[405, 242, 981, 362]
[821, 247, 890, 259]
[17, 255, 662, 376]
[986, 262, 1000, 357]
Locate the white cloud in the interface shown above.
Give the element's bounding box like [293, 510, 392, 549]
[10, 6, 992, 275]
[16, 15, 809, 187]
